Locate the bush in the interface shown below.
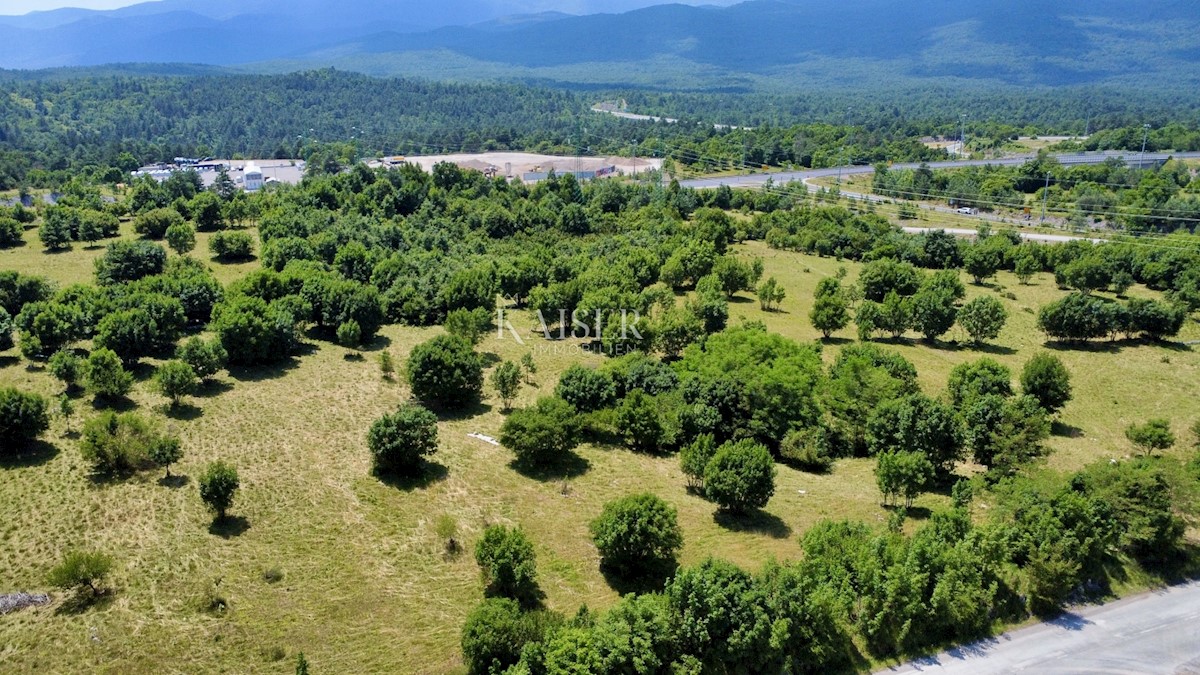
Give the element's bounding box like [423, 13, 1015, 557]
[85, 348, 133, 399]
[680, 433, 716, 490]
[947, 358, 1012, 407]
[957, 295, 1008, 345]
[95, 240, 167, 285]
[589, 493, 682, 579]
[176, 336, 228, 381]
[875, 451, 933, 507]
[209, 231, 255, 261]
[867, 394, 963, 475]
[490, 360, 522, 410]
[555, 364, 616, 413]
[47, 349, 84, 390]
[156, 360, 198, 406]
[1020, 353, 1072, 414]
[0, 216, 21, 248]
[336, 319, 362, 348]
[80, 411, 166, 474]
[47, 550, 114, 596]
[406, 335, 483, 409]
[779, 427, 833, 472]
[147, 436, 183, 478]
[614, 390, 666, 453]
[499, 396, 582, 467]
[704, 439, 777, 514]
[461, 598, 557, 675]
[209, 295, 299, 366]
[1125, 419, 1175, 455]
[133, 207, 184, 239]
[474, 525, 539, 604]
[165, 221, 197, 255]
[0, 387, 49, 450]
[444, 307, 493, 345]
[0, 306, 12, 352]
[367, 404, 439, 474]
[199, 460, 240, 518]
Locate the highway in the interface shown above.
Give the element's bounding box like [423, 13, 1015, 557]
[885, 580, 1200, 674]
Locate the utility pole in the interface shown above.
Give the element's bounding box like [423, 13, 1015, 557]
[1040, 173, 1050, 222]
[959, 113, 967, 157]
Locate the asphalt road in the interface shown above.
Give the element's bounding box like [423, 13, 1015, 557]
[885, 580, 1200, 674]
[679, 151, 1200, 190]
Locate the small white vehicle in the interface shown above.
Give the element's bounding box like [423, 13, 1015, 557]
[956, 207, 975, 214]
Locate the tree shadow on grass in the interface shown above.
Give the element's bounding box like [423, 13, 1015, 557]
[713, 509, 793, 539]
[883, 504, 933, 520]
[164, 403, 203, 421]
[510, 453, 590, 482]
[479, 352, 502, 368]
[434, 400, 493, 422]
[227, 357, 302, 383]
[55, 588, 115, 616]
[208, 515, 251, 539]
[1051, 421, 1085, 438]
[374, 460, 449, 492]
[0, 440, 59, 469]
[974, 342, 1018, 356]
[195, 379, 234, 398]
[1044, 340, 1123, 354]
[601, 560, 677, 596]
[358, 334, 393, 353]
[0, 355, 20, 368]
[818, 336, 855, 346]
[157, 474, 190, 489]
[90, 395, 137, 412]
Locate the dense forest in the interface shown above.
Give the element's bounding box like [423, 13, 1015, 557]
[2, 68, 1200, 189]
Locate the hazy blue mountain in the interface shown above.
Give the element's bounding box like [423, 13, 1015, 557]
[0, 0, 1197, 91]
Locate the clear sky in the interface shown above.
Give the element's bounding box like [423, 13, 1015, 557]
[4, 0, 147, 13]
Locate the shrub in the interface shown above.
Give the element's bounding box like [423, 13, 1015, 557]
[444, 307, 493, 345]
[461, 598, 557, 675]
[95, 240, 167, 285]
[499, 396, 582, 467]
[614, 389, 666, 453]
[555, 364, 616, 412]
[156, 360, 198, 406]
[47, 550, 114, 596]
[474, 525, 539, 604]
[867, 394, 964, 475]
[85, 348, 133, 399]
[165, 221, 197, 255]
[406, 335, 483, 409]
[1125, 419, 1175, 455]
[47, 349, 84, 390]
[199, 460, 240, 518]
[1020, 353, 1072, 414]
[79, 411, 166, 474]
[958, 295, 1008, 345]
[0, 216, 21, 248]
[209, 231, 255, 261]
[336, 319, 362, 348]
[703, 439, 777, 514]
[680, 433, 716, 490]
[875, 451, 933, 507]
[176, 336, 228, 381]
[209, 295, 299, 366]
[367, 404, 439, 474]
[589, 493, 682, 579]
[133, 207, 184, 239]
[779, 427, 833, 472]
[490, 360, 522, 410]
[947, 358, 1012, 407]
[0, 387, 50, 450]
[147, 436, 183, 478]
[0, 306, 12, 352]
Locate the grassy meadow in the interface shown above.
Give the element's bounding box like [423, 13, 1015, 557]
[0, 222, 1198, 673]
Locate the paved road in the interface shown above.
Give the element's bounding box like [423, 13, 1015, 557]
[679, 151, 1200, 190]
[885, 581, 1200, 674]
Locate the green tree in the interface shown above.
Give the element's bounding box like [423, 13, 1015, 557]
[958, 295, 1008, 345]
[490, 360, 522, 411]
[156, 360, 198, 406]
[198, 460, 240, 519]
[367, 404, 439, 474]
[95, 240, 167, 285]
[133, 207, 184, 239]
[0, 387, 49, 450]
[461, 598, 557, 675]
[336, 319, 362, 348]
[0, 306, 12, 352]
[962, 242, 1001, 284]
[1125, 419, 1175, 456]
[499, 396, 582, 467]
[878, 291, 911, 339]
[85, 348, 133, 400]
[809, 277, 850, 338]
[176, 337, 227, 381]
[665, 558, 773, 669]
[474, 525, 539, 604]
[590, 492, 682, 582]
[947, 358, 1012, 407]
[165, 221, 196, 255]
[868, 394, 964, 475]
[47, 550, 114, 597]
[554, 364, 616, 413]
[79, 411, 164, 474]
[1020, 353, 1072, 414]
[614, 389, 666, 454]
[148, 436, 183, 478]
[909, 288, 957, 341]
[47, 349, 84, 391]
[1014, 253, 1039, 284]
[704, 439, 777, 514]
[38, 215, 73, 251]
[875, 451, 933, 507]
[407, 335, 483, 409]
[209, 231, 254, 260]
[757, 276, 786, 311]
[680, 433, 716, 491]
[444, 307, 493, 345]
